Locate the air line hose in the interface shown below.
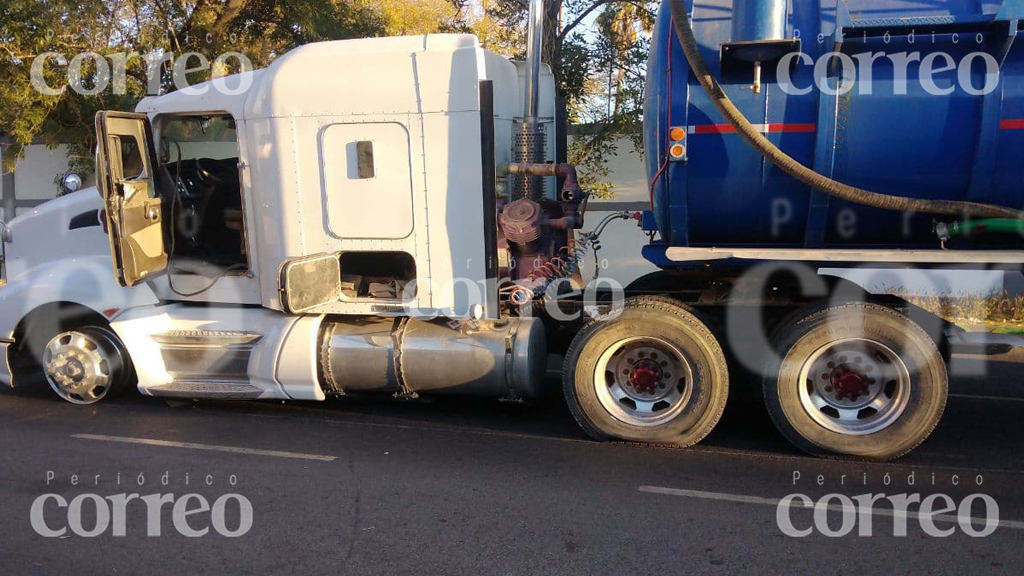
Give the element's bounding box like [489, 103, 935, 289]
[667, 0, 1024, 220]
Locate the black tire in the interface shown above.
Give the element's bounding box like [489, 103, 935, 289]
[563, 296, 729, 446]
[763, 302, 947, 460]
[78, 326, 135, 396]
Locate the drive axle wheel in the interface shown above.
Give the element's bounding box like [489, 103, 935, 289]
[763, 302, 947, 460]
[42, 326, 130, 405]
[563, 296, 729, 446]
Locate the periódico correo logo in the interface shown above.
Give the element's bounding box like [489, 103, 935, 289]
[30, 492, 253, 538]
[776, 492, 1000, 537]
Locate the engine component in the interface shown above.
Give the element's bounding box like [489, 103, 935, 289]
[509, 212, 632, 306]
[499, 199, 544, 245]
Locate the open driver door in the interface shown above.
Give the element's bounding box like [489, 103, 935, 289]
[95, 111, 168, 287]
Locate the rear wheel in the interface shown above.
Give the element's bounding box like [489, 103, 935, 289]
[763, 302, 947, 460]
[563, 296, 729, 446]
[40, 326, 132, 404]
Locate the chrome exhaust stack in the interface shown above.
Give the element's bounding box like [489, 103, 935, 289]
[512, 0, 548, 201]
[523, 0, 544, 122]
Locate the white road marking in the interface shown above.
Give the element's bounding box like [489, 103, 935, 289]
[639, 485, 1024, 530]
[950, 393, 1024, 403]
[72, 433, 336, 462]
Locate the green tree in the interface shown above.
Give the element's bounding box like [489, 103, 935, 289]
[376, 0, 461, 35]
[1, 0, 117, 173]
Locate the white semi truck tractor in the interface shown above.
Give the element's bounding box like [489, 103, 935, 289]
[1, 3, 990, 460]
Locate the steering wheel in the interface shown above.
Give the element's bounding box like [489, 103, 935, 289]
[168, 160, 213, 249]
[195, 157, 227, 186]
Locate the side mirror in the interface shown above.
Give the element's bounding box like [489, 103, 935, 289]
[61, 173, 83, 195]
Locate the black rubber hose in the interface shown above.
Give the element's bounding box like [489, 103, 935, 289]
[667, 0, 1024, 220]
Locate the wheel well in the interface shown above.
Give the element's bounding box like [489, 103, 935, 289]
[10, 302, 109, 372]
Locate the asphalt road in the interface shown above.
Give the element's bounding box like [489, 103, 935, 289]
[2, 353, 1023, 575]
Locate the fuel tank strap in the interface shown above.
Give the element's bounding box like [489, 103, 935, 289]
[318, 325, 344, 396]
[502, 323, 521, 403]
[390, 317, 417, 400]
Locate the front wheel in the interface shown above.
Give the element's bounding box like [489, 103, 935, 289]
[41, 326, 133, 404]
[563, 296, 729, 446]
[763, 302, 947, 460]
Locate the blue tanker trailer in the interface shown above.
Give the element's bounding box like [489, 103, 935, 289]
[644, 0, 1024, 253]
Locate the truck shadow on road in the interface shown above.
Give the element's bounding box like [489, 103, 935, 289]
[3, 354, 1023, 472]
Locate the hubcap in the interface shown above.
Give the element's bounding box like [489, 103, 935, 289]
[797, 337, 911, 435]
[594, 337, 694, 427]
[43, 330, 118, 405]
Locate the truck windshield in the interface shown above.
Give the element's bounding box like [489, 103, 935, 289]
[160, 116, 238, 163]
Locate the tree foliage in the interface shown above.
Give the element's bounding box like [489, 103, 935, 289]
[376, 0, 462, 35]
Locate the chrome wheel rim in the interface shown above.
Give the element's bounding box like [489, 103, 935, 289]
[42, 330, 118, 405]
[594, 336, 694, 427]
[797, 337, 911, 435]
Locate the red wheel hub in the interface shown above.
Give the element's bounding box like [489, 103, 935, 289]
[629, 362, 661, 394]
[832, 368, 870, 401]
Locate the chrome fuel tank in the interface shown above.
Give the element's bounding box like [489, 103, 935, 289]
[319, 316, 546, 400]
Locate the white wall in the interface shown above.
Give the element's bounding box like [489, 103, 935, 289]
[14, 144, 94, 201]
[575, 134, 649, 204]
[571, 134, 658, 287]
[2, 144, 96, 221]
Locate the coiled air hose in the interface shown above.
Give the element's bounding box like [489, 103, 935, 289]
[667, 0, 1024, 220]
